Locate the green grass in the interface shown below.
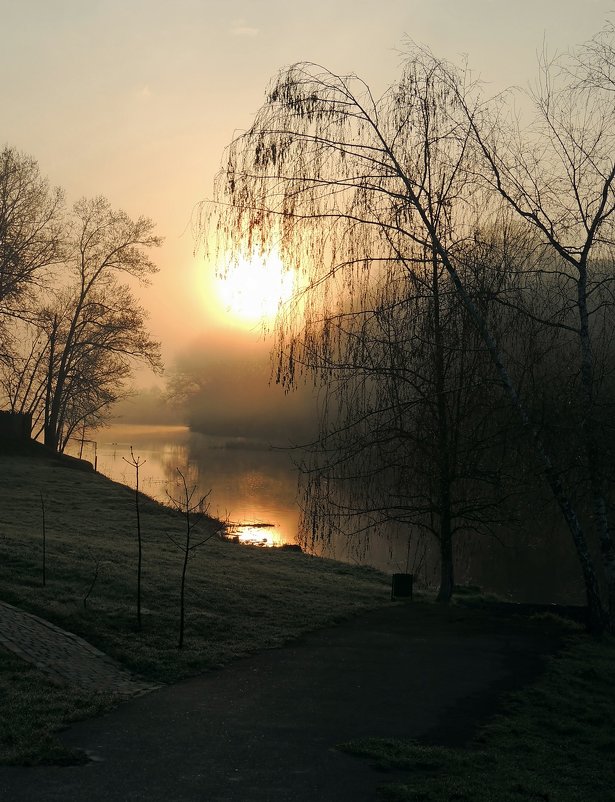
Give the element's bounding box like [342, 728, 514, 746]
[0, 649, 116, 766]
[0, 648, 115, 765]
[0, 449, 389, 763]
[341, 634, 615, 802]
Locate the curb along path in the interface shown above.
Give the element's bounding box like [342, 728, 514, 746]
[0, 600, 160, 698]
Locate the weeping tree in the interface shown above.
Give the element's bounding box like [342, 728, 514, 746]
[204, 45, 611, 629]
[204, 55, 522, 603]
[296, 237, 518, 601]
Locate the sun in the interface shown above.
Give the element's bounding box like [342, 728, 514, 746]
[214, 251, 295, 325]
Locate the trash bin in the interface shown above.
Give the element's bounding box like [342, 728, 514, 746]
[391, 573, 413, 600]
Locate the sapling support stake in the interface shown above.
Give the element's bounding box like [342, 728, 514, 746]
[40, 491, 46, 587]
[83, 556, 103, 608]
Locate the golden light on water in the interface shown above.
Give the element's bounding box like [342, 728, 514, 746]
[214, 251, 295, 325]
[227, 524, 280, 547]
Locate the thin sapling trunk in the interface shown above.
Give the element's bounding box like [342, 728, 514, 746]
[40, 490, 46, 587]
[166, 469, 215, 649]
[123, 447, 146, 630]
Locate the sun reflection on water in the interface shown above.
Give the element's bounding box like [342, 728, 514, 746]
[225, 523, 280, 547]
[68, 424, 301, 550]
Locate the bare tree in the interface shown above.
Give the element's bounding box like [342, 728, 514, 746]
[207, 55, 515, 603]
[123, 447, 146, 630]
[0, 278, 161, 451]
[43, 196, 162, 451]
[460, 30, 615, 625]
[296, 242, 515, 601]
[204, 46, 612, 630]
[0, 146, 64, 319]
[0, 319, 52, 437]
[0, 161, 162, 449]
[166, 469, 217, 649]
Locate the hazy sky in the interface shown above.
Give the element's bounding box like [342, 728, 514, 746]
[1, 0, 612, 377]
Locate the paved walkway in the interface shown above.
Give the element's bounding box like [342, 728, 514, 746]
[0, 600, 160, 698]
[0, 603, 561, 802]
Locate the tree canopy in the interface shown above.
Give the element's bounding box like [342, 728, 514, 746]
[204, 29, 615, 630]
[0, 154, 162, 452]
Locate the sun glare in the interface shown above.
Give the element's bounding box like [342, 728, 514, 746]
[214, 252, 295, 325]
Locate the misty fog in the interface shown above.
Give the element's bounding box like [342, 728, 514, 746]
[113, 328, 318, 447]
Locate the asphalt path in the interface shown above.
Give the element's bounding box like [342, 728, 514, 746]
[0, 603, 558, 802]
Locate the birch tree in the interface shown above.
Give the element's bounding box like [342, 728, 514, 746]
[461, 28, 615, 625]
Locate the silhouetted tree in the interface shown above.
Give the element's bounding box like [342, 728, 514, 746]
[205, 56, 518, 602]
[296, 240, 518, 601]
[0, 147, 64, 310]
[0, 320, 50, 436]
[460, 28, 615, 625]
[205, 43, 613, 630]
[166, 469, 216, 649]
[123, 447, 146, 630]
[0, 195, 162, 450]
[42, 197, 162, 451]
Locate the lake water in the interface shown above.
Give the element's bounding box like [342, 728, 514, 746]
[69, 424, 301, 548]
[69, 423, 429, 573]
[69, 423, 586, 604]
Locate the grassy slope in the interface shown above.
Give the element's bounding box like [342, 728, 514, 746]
[3, 448, 612, 795]
[0, 450, 389, 762]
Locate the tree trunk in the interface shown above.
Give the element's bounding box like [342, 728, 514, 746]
[384, 148, 605, 630]
[178, 548, 188, 649]
[434, 241, 605, 631]
[437, 524, 454, 602]
[577, 263, 615, 630]
[135, 462, 142, 631]
[43, 318, 57, 449]
[432, 253, 455, 604]
[593, 493, 615, 630]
